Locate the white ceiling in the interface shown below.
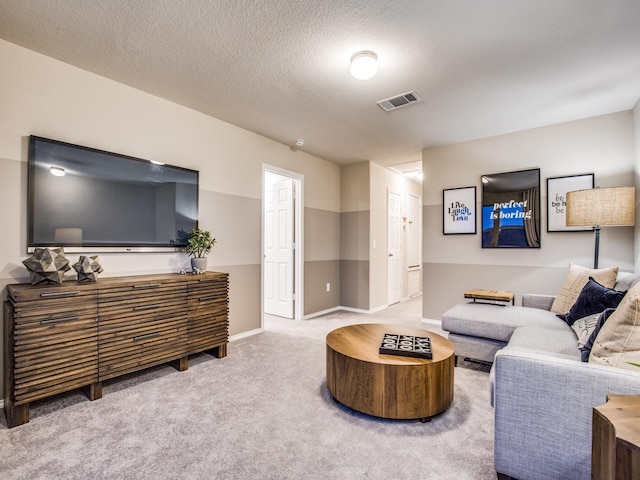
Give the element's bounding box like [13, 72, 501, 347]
[1, 0, 640, 169]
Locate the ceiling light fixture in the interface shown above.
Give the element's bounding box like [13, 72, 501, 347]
[50, 166, 65, 177]
[350, 51, 378, 80]
[295, 139, 304, 147]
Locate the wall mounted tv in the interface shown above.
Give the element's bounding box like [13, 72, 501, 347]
[28, 136, 199, 253]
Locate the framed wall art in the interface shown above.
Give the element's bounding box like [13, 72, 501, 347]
[481, 168, 541, 248]
[546, 173, 594, 232]
[443, 186, 476, 235]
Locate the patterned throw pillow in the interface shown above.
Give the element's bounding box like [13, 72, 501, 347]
[571, 313, 600, 349]
[579, 308, 616, 361]
[550, 263, 619, 314]
[589, 282, 640, 369]
[558, 277, 626, 326]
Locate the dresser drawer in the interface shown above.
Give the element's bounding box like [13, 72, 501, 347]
[98, 279, 188, 380]
[9, 285, 96, 310]
[12, 315, 98, 405]
[187, 274, 228, 354]
[98, 323, 187, 380]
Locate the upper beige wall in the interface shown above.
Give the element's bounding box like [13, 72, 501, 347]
[423, 112, 636, 272]
[0, 39, 340, 281]
[341, 162, 370, 212]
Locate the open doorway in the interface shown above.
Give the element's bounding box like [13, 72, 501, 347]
[262, 165, 303, 324]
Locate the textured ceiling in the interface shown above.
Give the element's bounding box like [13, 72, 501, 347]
[1, 0, 640, 168]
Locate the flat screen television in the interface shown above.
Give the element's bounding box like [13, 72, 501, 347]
[28, 136, 199, 253]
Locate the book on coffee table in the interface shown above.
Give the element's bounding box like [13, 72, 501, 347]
[379, 333, 432, 359]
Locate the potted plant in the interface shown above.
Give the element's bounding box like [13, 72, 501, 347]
[185, 228, 216, 274]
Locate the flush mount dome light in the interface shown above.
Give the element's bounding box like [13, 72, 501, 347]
[350, 51, 378, 80]
[50, 166, 65, 177]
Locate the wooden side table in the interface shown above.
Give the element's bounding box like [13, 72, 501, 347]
[464, 288, 514, 305]
[592, 394, 640, 480]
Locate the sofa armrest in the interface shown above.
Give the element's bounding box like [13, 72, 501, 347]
[521, 293, 555, 311]
[492, 348, 640, 480]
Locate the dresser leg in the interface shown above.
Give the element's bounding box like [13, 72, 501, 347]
[209, 344, 227, 358]
[170, 356, 189, 372]
[83, 381, 102, 400]
[5, 402, 29, 428]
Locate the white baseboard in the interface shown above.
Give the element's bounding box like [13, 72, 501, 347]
[421, 318, 442, 326]
[230, 328, 263, 341]
[303, 306, 342, 319]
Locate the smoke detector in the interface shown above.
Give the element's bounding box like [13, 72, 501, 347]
[376, 91, 422, 112]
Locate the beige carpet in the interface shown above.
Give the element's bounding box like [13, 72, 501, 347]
[0, 296, 495, 479]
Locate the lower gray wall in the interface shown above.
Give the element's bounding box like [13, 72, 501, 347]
[304, 260, 340, 314]
[340, 259, 370, 310]
[422, 263, 569, 320]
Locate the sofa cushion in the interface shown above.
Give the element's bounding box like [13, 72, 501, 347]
[506, 326, 580, 358]
[590, 283, 640, 370]
[580, 308, 616, 362]
[615, 272, 640, 291]
[558, 277, 626, 326]
[550, 263, 619, 314]
[442, 302, 567, 342]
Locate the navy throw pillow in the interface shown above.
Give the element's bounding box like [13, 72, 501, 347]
[557, 277, 626, 326]
[581, 308, 616, 362]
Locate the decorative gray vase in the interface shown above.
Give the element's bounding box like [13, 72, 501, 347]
[191, 257, 207, 274]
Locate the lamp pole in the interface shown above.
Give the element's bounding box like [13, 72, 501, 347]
[593, 225, 600, 269]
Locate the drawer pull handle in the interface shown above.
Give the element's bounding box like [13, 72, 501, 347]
[133, 304, 161, 311]
[41, 315, 79, 325]
[134, 332, 160, 341]
[198, 278, 217, 283]
[39, 291, 80, 298]
[133, 283, 161, 289]
[199, 295, 219, 302]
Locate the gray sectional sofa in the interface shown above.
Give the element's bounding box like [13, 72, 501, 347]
[442, 271, 640, 480]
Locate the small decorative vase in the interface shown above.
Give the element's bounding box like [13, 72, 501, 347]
[191, 257, 207, 274]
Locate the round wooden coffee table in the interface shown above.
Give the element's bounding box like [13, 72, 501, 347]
[326, 323, 455, 422]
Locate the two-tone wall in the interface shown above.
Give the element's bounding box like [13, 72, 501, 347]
[0, 39, 341, 396]
[341, 161, 422, 311]
[422, 111, 638, 320]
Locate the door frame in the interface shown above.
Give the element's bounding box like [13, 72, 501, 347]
[387, 189, 402, 305]
[261, 164, 304, 326]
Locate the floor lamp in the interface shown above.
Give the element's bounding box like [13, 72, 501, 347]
[565, 187, 635, 269]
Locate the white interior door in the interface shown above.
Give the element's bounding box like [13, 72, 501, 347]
[264, 171, 295, 318]
[388, 191, 402, 305]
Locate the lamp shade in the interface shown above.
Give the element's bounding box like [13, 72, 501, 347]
[566, 187, 635, 227]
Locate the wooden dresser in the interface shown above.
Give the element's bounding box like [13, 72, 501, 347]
[3, 272, 229, 427]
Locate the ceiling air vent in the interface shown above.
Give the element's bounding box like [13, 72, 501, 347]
[376, 91, 422, 112]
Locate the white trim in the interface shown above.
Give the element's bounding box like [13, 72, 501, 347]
[230, 328, 263, 341]
[421, 318, 442, 326]
[261, 165, 304, 324]
[303, 306, 342, 319]
[304, 304, 392, 319]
